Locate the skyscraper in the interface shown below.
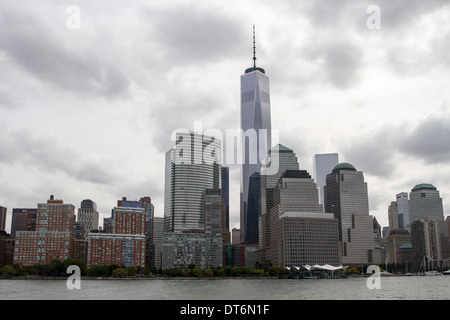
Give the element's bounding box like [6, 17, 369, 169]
[313, 153, 339, 209]
[258, 144, 299, 258]
[324, 163, 375, 265]
[409, 183, 444, 223]
[240, 26, 272, 244]
[77, 199, 99, 240]
[164, 131, 221, 233]
[396, 192, 409, 230]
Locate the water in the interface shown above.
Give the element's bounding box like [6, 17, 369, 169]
[1, 276, 449, 300]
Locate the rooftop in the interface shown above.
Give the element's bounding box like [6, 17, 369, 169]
[412, 183, 437, 192]
[332, 162, 357, 172]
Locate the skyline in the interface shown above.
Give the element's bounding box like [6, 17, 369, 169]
[1, 1, 450, 233]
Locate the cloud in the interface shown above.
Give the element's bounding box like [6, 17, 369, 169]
[0, 2, 130, 98]
[400, 113, 450, 164]
[141, 3, 247, 67]
[0, 127, 118, 185]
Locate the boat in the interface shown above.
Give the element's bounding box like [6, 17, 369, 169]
[443, 269, 450, 275]
[425, 271, 442, 276]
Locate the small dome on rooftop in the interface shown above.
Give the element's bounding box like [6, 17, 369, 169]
[412, 183, 437, 192]
[332, 162, 357, 172]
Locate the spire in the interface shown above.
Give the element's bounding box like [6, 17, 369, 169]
[245, 24, 265, 74]
[253, 24, 257, 68]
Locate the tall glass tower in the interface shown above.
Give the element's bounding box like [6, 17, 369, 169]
[240, 26, 272, 244]
[164, 131, 222, 233]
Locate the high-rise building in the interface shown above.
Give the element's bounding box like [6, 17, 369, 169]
[240, 26, 272, 244]
[411, 218, 450, 271]
[162, 131, 222, 269]
[10, 208, 37, 238]
[221, 167, 230, 230]
[324, 163, 375, 266]
[77, 199, 99, 240]
[13, 196, 75, 266]
[313, 153, 339, 209]
[261, 170, 339, 267]
[258, 144, 299, 262]
[86, 198, 147, 268]
[396, 192, 409, 230]
[388, 201, 399, 231]
[164, 131, 221, 233]
[409, 184, 444, 223]
[151, 217, 164, 270]
[0, 206, 7, 232]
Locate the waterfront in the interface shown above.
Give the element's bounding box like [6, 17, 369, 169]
[0, 276, 449, 300]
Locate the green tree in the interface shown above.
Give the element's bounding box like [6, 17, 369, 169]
[1, 265, 17, 276]
[112, 268, 128, 278]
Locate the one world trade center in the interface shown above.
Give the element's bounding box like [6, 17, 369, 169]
[240, 26, 272, 244]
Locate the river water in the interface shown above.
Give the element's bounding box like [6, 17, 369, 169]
[0, 276, 449, 300]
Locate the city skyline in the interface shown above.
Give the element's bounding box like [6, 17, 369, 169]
[1, 1, 450, 234]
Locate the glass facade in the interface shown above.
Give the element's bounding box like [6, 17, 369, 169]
[409, 184, 444, 223]
[240, 69, 271, 244]
[164, 131, 221, 233]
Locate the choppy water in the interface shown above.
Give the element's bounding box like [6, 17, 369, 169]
[1, 276, 449, 300]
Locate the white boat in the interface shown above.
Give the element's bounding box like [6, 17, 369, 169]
[443, 269, 450, 275]
[425, 271, 442, 276]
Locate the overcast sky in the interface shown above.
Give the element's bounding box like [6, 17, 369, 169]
[1, 0, 450, 233]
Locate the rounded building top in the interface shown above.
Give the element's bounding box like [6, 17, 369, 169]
[412, 183, 437, 192]
[332, 162, 357, 172]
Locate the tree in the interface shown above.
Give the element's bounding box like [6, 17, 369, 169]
[112, 268, 128, 278]
[63, 259, 87, 275]
[1, 265, 17, 276]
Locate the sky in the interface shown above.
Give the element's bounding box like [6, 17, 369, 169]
[1, 0, 450, 233]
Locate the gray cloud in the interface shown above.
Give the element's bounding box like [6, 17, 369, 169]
[0, 127, 118, 185]
[400, 114, 450, 164]
[142, 4, 247, 67]
[0, 3, 130, 98]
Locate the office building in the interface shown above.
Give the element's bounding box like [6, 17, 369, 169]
[259, 169, 339, 267]
[313, 153, 339, 208]
[396, 192, 409, 230]
[240, 26, 272, 244]
[324, 163, 375, 266]
[204, 188, 230, 244]
[409, 184, 444, 223]
[164, 131, 221, 233]
[259, 144, 299, 252]
[277, 212, 340, 267]
[151, 217, 164, 270]
[13, 195, 75, 266]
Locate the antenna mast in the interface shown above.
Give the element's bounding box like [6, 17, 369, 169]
[253, 24, 257, 68]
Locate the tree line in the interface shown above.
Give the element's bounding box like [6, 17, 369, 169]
[0, 260, 287, 278]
